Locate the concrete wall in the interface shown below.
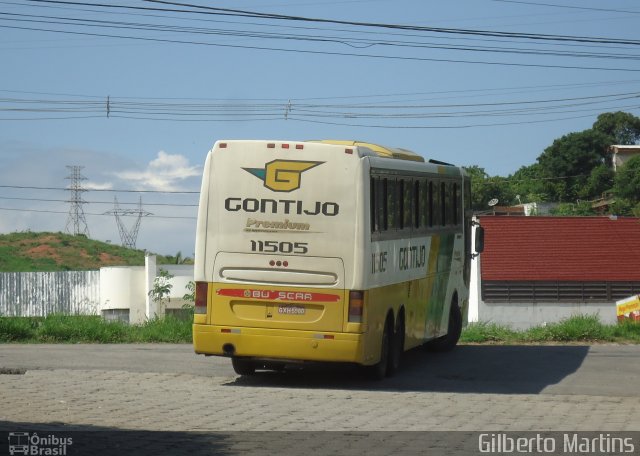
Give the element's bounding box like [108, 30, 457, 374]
[100, 266, 146, 323]
[476, 300, 617, 330]
[104, 255, 194, 324]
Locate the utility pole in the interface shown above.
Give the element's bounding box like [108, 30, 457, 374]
[65, 165, 90, 237]
[105, 196, 152, 249]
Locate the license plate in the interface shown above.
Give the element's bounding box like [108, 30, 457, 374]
[278, 305, 305, 315]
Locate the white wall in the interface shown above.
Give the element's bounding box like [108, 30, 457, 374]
[476, 300, 617, 330]
[100, 256, 194, 324]
[100, 266, 146, 323]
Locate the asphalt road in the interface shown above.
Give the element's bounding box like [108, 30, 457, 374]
[1, 343, 640, 395]
[1, 343, 640, 455]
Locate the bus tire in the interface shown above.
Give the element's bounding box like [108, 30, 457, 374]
[426, 299, 462, 353]
[231, 357, 256, 375]
[368, 318, 392, 380]
[388, 311, 405, 376]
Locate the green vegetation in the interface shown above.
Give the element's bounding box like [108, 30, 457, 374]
[466, 111, 640, 216]
[0, 314, 192, 343]
[1, 314, 639, 344]
[461, 315, 640, 344]
[0, 231, 186, 272]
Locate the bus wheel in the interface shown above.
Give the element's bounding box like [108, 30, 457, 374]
[388, 313, 405, 376]
[368, 319, 391, 380]
[426, 300, 462, 352]
[231, 357, 256, 375]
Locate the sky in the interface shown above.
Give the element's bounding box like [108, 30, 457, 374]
[1, 0, 639, 257]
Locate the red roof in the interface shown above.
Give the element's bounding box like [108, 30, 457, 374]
[479, 216, 640, 282]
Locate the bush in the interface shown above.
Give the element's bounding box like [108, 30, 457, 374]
[0, 316, 39, 341]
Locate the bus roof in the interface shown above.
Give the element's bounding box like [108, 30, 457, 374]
[310, 140, 425, 163]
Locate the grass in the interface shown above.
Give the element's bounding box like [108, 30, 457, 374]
[0, 231, 180, 272]
[0, 314, 192, 343]
[461, 315, 640, 344]
[1, 314, 639, 344]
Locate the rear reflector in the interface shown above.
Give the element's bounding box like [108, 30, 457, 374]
[348, 290, 364, 323]
[195, 282, 208, 314]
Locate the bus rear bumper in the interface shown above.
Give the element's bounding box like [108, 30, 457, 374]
[193, 324, 364, 364]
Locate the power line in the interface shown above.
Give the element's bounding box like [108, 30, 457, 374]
[0, 195, 198, 207]
[2, 78, 640, 102]
[0, 206, 196, 219]
[490, 0, 640, 15]
[2, 89, 639, 124]
[143, 0, 640, 45]
[3, 11, 640, 61]
[3, 1, 640, 72]
[0, 184, 199, 193]
[4, 21, 637, 73]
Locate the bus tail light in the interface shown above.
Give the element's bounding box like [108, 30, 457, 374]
[348, 290, 364, 323]
[195, 282, 208, 314]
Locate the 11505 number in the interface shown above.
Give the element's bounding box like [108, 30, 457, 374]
[250, 240, 309, 254]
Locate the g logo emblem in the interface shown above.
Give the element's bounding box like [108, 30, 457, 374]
[243, 160, 323, 192]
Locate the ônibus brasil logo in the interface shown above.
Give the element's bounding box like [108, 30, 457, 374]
[242, 160, 323, 192]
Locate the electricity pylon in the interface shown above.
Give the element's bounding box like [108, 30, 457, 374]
[105, 196, 151, 249]
[65, 165, 90, 237]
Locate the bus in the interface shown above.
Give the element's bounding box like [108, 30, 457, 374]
[192, 140, 482, 379]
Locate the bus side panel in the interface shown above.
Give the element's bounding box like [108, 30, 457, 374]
[361, 282, 405, 365]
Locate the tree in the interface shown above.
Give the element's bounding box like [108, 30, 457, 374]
[508, 163, 549, 203]
[551, 201, 595, 216]
[580, 164, 614, 200]
[592, 112, 640, 146]
[148, 268, 173, 317]
[537, 129, 611, 202]
[614, 155, 640, 201]
[464, 165, 515, 210]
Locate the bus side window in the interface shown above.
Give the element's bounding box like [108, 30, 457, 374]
[370, 177, 377, 233]
[428, 181, 435, 228]
[398, 179, 405, 230]
[440, 182, 451, 226]
[431, 181, 441, 227]
[371, 177, 386, 233]
[381, 178, 388, 231]
[452, 182, 459, 226]
[403, 178, 413, 230]
[376, 177, 387, 231]
[420, 180, 428, 229]
[387, 178, 397, 230]
[464, 179, 471, 211]
[413, 180, 420, 230]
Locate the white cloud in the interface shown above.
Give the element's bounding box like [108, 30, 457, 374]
[0, 143, 200, 256]
[85, 182, 114, 190]
[115, 151, 201, 192]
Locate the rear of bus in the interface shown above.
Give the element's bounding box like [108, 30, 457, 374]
[192, 140, 365, 370]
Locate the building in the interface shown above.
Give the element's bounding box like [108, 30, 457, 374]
[470, 216, 640, 329]
[609, 145, 640, 172]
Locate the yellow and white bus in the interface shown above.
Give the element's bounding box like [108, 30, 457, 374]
[193, 139, 481, 378]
